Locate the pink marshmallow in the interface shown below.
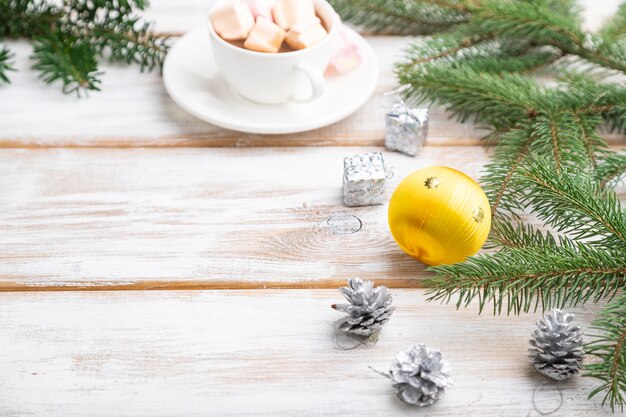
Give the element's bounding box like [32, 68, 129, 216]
[325, 29, 362, 76]
[248, 0, 275, 20]
[211, 1, 255, 40]
[285, 17, 327, 50]
[244, 17, 286, 53]
[272, 0, 316, 30]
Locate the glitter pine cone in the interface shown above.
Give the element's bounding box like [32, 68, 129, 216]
[332, 278, 394, 336]
[389, 344, 452, 407]
[529, 309, 584, 381]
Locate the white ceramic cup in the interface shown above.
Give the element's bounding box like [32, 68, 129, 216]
[208, 0, 339, 104]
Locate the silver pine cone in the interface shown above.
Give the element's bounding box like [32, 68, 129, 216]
[529, 309, 584, 381]
[389, 344, 452, 407]
[332, 278, 394, 336]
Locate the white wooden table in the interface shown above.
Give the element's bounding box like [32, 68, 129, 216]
[0, 1, 624, 416]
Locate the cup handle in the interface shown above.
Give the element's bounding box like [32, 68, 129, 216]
[293, 62, 325, 102]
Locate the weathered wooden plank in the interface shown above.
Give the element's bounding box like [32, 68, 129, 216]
[0, 146, 490, 289]
[0, 289, 612, 416]
[0, 38, 489, 148]
[1, 0, 624, 148]
[1, 146, 624, 290]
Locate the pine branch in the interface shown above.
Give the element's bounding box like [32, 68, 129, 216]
[397, 66, 540, 128]
[0, 44, 15, 84]
[31, 30, 101, 96]
[599, 2, 626, 40]
[474, 0, 626, 73]
[483, 112, 606, 217]
[488, 217, 558, 249]
[517, 158, 626, 250]
[574, 114, 605, 168]
[398, 25, 495, 68]
[556, 74, 626, 133]
[595, 152, 626, 189]
[0, 0, 61, 38]
[474, 0, 584, 48]
[328, 0, 469, 35]
[585, 293, 626, 412]
[1, 0, 169, 95]
[529, 112, 599, 173]
[482, 126, 533, 215]
[426, 243, 626, 314]
[66, 0, 168, 71]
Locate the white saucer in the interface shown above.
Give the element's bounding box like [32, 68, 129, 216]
[163, 26, 379, 134]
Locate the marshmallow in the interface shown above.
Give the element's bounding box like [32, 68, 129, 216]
[325, 46, 361, 76]
[244, 17, 286, 53]
[272, 0, 316, 30]
[211, 1, 255, 40]
[325, 29, 361, 76]
[284, 16, 327, 50]
[248, 0, 275, 20]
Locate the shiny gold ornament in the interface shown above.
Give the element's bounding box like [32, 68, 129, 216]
[388, 166, 491, 266]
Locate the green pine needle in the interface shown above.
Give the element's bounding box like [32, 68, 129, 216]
[599, 2, 626, 40]
[31, 31, 102, 96]
[328, 0, 469, 35]
[426, 243, 626, 315]
[0, 44, 16, 84]
[585, 293, 626, 412]
[517, 157, 626, 250]
[0, 0, 169, 95]
[595, 152, 626, 188]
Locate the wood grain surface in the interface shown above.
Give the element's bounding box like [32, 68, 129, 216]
[0, 1, 624, 416]
[0, 38, 491, 148]
[1, 146, 623, 291]
[0, 289, 613, 417]
[1, 0, 623, 148]
[0, 146, 490, 290]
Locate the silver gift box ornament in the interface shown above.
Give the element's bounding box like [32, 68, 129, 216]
[385, 103, 429, 156]
[343, 152, 387, 207]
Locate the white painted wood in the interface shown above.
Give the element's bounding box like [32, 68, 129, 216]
[1, 146, 623, 289]
[0, 146, 493, 289]
[0, 289, 613, 416]
[0, 0, 623, 147]
[0, 38, 486, 147]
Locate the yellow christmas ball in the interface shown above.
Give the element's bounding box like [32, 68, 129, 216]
[388, 166, 491, 266]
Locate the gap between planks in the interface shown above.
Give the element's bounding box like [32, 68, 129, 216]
[0, 278, 425, 292]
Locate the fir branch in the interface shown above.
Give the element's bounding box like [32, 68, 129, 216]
[90, 19, 168, 71]
[482, 126, 533, 215]
[599, 2, 626, 40]
[398, 26, 496, 68]
[31, 30, 101, 96]
[397, 66, 540, 128]
[488, 217, 558, 249]
[474, 0, 584, 49]
[595, 152, 626, 189]
[529, 112, 590, 171]
[585, 293, 626, 412]
[574, 113, 605, 168]
[0, 0, 168, 95]
[426, 243, 626, 314]
[65, 0, 168, 71]
[0, 0, 61, 38]
[0, 44, 15, 84]
[517, 158, 626, 249]
[474, 0, 626, 73]
[328, 0, 469, 35]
